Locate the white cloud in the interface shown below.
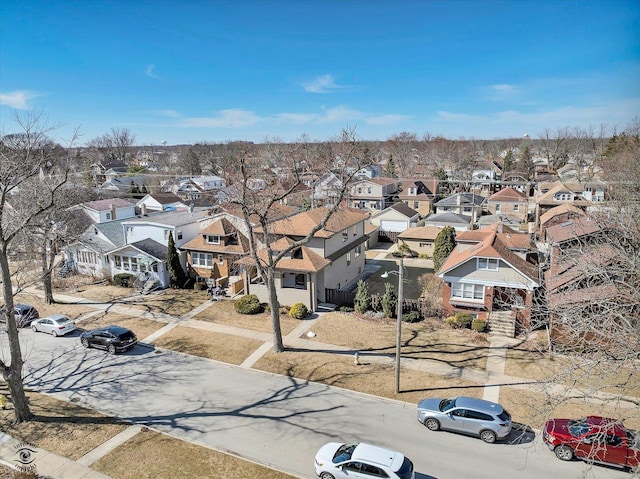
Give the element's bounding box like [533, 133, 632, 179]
[487, 83, 523, 102]
[146, 64, 159, 79]
[0, 90, 43, 109]
[151, 109, 181, 118]
[181, 109, 261, 128]
[302, 74, 342, 93]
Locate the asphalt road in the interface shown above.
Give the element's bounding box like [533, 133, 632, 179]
[17, 329, 631, 479]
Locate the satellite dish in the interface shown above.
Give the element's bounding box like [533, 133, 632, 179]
[161, 140, 167, 146]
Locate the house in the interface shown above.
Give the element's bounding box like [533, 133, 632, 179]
[369, 202, 420, 238]
[542, 216, 604, 276]
[422, 212, 472, 232]
[396, 178, 439, 217]
[437, 222, 540, 334]
[355, 164, 382, 179]
[534, 180, 605, 225]
[91, 160, 127, 187]
[163, 175, 226, 201]
[396, 225, 443, 256]
[434, 192, 485, 222]
[74, 198, 137, 223]
[136, 193, 188, 213]
[99, 174, 146, 193]
[348, 177, 400, 212]
[180, 216, 251, 293]
[538, 203, 586, 239]
[487, 187, 530, 223]
[241, 207, 370, 311]
[312, 172, 343, 208]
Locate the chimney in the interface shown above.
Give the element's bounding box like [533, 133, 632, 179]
[457, 194, 462, 206]
[110, 203, 116, 220]
[141, 203, 147, 215]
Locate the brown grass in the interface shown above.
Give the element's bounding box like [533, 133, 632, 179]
[499, 386, 640, 430]
[0, 389, 127, 460]
[92, 429, 295, 479]
[308, 313, 489, 370]
[75, 312, 165, 341]
[153, 326, 265, 365]
[253, 349, 485, 405]
[192, 300, 301, 335]
[124, 289, 209, 317]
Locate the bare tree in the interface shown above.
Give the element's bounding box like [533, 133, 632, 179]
[231, 129, 371, 352]
[87, 127, 136, 164]
[0, 111, 72, 423]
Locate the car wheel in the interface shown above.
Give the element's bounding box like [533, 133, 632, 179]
[107, 344, 116, 355]
[50, 330, 58, 337]
[480, 430, 497, 443]
[81, 338, 90, 348]
[554, 445, 574, 461]
[31, 325, 37, 332]
[319, 473, 335, 479]
[425, 418, 441, 431]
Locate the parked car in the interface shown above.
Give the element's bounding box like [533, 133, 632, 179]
[417, 396, 512, 443]
[0, 304, 39, 328]
[31, 314, 76, 336]
[80, 326, 138, 354]
[543, 416, 640, 471]
[314, 442, 415, 479]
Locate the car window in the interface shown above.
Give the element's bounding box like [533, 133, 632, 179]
[396, 458, 414, 479]
[451, 409, 467, 417]
[360, 463, 388, 477]
[568, 419, 591, 437]
[57, 318, 71, 324]
[343, 462, 362, 473]
[466, 410, 493, 421]
[118, 332, 135, 341]
[439, 398, 456, 412]
[498, 410, 511, 421]
[606, 435, 623, 447]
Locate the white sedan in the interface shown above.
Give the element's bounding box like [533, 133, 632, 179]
[31, 314, 76, 336]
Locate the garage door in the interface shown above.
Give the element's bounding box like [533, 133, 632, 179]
[380, 220, 406, 232]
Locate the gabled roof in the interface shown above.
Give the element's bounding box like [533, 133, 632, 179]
[435, 192, 486, 207]
[539, 203, 586, 226]
[476, 214, 521, 228]
[438, 224, 539, 284]
[122, 209, 208, 227]
[180, 218, 250, 254]
[397, 178, 438, 198]
[262, 207, 368, 238]
[238, 237, 331, 273]
[372, 202, 419, 220]
[81, 198, 135, 212]
[456, 223, 533, 251]
[488, 187, 528, 203]
[397, 225, 442, 241]
[75, 217, 132, 252]
[108, 238, 168, 261]
[141, 192, 184, 205]
[544, 244, 618, 292]
[535, 181, 592, 205]
[545, 216, 602, 244]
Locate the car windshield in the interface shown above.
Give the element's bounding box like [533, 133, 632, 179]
[439, 398, 456, 412]
[57, 318, 71, 324]
[117, 331, 135, 341]
[568, 419, 591, 437]
[332, 443, 357, 463]
[395, 457, 414, 479]
[498, 410, 511, 421]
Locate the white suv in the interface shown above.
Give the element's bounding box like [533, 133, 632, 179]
[314, 442, 415, 479]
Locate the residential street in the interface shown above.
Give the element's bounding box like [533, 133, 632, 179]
[19, 329, 630, 479]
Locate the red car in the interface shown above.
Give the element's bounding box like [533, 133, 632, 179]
[543, 416, 640, 471]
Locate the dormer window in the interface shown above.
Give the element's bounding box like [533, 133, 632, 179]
[206, 235, 220, 244]
[292, 248, 303, 259]
[477, 258, 499, 270]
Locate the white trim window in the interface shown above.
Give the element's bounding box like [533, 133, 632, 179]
[452, 282, 484, 301]
[192, 252, 213, 267]
[206, 235, 220, 244]
[477, 258, 499, 271]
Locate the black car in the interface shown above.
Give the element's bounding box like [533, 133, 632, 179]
[0, 304, 40, 328]
[80, 326, 138, 354]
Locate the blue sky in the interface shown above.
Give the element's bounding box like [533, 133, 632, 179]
[1, 0, 639, 146]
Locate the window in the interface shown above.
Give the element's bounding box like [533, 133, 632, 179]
[367, 187, 371, 194]
[513, 204, 519, 212]
[114, 256, 122, 268]
[354, 245, 361, 257]
[494, 204, 501, 213]
[352, 226, 357, 236]
[177, 229, 183, 240]
[346, 252, 351, 266]
[477, 258, 499, 270]
[164, 230, 170, 240]
[192, 252, 213, 267]
[466, 410, 493, 421]
[130, 256, 138, 272]
[452, 282, 484, 300]
[357, 187, 362, 194]
[414, 201, 419, 209]
[342, 231, 348, 242]
[206, 235, 220, 244]
[295, 274, 305, 286]
[126, 226, 134, 235]
[217, 254, 224, 264]
[106, 212, 111, 220]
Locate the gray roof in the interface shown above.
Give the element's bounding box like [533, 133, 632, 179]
[129, 239, 168, 260]
[81, 198, 136, 212]
[122, 209, 208, 227]
[476, 214, 521, 227]
[435, 192, 486, 207]
[389, 201, 419, 218]
[423, 212, 472, 225]
[75, 217, 130, 253]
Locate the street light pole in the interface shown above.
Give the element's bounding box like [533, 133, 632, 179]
[395, 256, 403, 394]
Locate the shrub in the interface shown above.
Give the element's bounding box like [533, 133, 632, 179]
[454, 312, 474, 329]
[381, 283, 398, 318]
[289, 303, 309, 320]
[418, 253, 430, 259]
[234, 294, 263, 314]
[339, 306, 354, 313]
[402, 311, 421, 323]
[353, 279, 371, 313]
[471, 318, 488, 332]
[113, 273, 134, 287]
[445, 316, 458, 327]
[193, 282, 208, 291]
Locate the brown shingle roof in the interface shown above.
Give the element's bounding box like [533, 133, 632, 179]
[539, 203, 586, 226]
[488, 187, 528, 202]
[397, 225, 442, 241]
[263, 207, 369, 238]
[545, 216, 602, 244]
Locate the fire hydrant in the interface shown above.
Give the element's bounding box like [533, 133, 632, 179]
[354, 351, 360, 365]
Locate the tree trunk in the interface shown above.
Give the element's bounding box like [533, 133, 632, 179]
[41, 249, 54, 304]
[266, 270, 284, 352]
[0, 251, 33, 423]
